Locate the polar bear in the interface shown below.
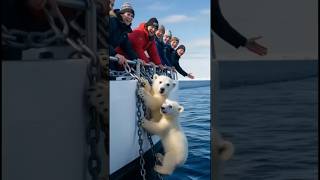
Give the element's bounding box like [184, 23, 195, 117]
[142, 99, 188, 175]
[138, 74, 176, 122]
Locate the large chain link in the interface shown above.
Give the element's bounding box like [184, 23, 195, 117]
[136, 84, 147, 180]
[87, 107, 101, 180]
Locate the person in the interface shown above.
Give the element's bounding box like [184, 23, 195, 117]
[171, 45, 194, 79]
[117, 17, 164, 68]
[108, 2, 138, 66]
[163, 30, 173, 67]
[116, 17, 164, 69]
[155, 25, 171, 67]
[212, 0, 267, 56]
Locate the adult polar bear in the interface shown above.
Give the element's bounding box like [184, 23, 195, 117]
[142, 99, 188, 175]
[138, 74, 176, 122]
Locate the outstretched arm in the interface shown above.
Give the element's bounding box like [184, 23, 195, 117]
[212, 0, 267, 56]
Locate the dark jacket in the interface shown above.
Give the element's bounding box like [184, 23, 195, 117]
[212, 0, 247, 48]
[171, 51, 188, 77]
[155, 37, 172, 66]
[163, 43, 174, 66]
[108, 11, 138, 60]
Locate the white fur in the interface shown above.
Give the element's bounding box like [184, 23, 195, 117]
[142, 99, 188, 175]
[138, 74, 176, 122]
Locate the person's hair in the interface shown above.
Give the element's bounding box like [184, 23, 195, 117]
[171, 37, 180, 43]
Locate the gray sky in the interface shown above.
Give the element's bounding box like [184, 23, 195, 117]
[214, 0, 318, 60]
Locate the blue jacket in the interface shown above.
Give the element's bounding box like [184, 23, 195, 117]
[163, 43, 174, 67]
[155, 37, 172, 66]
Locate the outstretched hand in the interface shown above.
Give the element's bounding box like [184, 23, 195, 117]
[187, 73, 194, 79]
[245, 36, 268, 56]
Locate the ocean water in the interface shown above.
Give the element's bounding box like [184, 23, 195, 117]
[165, 85, 211, 180]
[164, 77, 318, 180]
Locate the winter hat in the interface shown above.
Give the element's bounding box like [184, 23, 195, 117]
[119, 2, 135, 17]
[158, 25, 165, 33]
[176, 45, 186, 52]
[164, 30, 172, 38]
[145, 17, 159, 29]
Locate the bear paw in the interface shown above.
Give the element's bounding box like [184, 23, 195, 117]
[156, 153, 164, 164]
[154, 165, 172, 175]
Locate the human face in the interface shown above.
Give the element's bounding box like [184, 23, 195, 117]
[163, 35, 171, 44]
[155, 29, 164, 39]
[147, 26, 157, 37]
[171, 40, 179, 49]
[120, 12, 134, 26]
[177, 48, 185, 56]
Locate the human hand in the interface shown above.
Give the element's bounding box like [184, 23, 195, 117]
[158, 64, 165, 70]
[115, 54, 127, 65]
[137, 59, 147, 66]
[187, 73, 194, 79]
[245, 36, 267, 56]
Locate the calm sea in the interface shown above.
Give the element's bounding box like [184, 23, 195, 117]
[164, 77, 318, 180]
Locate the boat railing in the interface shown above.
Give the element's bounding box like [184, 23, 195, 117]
[109, 56, 178, 81]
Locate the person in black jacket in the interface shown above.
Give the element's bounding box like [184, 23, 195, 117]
[212, 0, 267, 56]
[108, 2, 138, 66]
[171, 45, 194, 79]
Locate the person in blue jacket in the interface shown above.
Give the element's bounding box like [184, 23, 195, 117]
[155, 25, 172, 67]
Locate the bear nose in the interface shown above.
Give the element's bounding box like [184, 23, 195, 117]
[160, 88, 165, 93]
[161, 106, 165, 110]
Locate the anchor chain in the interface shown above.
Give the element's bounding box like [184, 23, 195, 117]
[136, 82, 147, 180]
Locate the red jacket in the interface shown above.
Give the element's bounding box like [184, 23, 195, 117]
[116, 23, 161, 65]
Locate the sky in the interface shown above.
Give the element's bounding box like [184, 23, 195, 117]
[114, 0, 211, 80]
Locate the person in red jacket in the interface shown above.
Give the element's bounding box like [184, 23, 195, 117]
[116, 17, 164, 69]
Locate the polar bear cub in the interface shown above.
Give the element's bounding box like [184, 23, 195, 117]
[142, 99, 188, 175]
[138, 74, 176, 122]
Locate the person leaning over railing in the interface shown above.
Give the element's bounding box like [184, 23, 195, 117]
[170, 45, 194, 79]
[164, 36, 179, 67]
[116, 17, 164, 69]
[163, 30, 173, 66]
[108, 2, 138, 69]
[155, 25, 172, 68]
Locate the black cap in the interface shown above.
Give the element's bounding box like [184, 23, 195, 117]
[145, 17, 159, 29]
[176, 45, 186, 52]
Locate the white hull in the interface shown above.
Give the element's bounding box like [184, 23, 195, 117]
[110, 80, 178, 174]
[2, 59, 178, 179]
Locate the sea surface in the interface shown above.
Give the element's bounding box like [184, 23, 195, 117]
[164, 77, 318, 180]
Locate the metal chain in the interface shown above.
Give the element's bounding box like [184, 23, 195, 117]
[136, 84, 147, 180]
[139, 66, 163, 180]
[87, 107, 101, 180]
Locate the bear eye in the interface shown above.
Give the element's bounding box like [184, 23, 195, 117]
[166, 83, 170, 86]
[159, 81, 162, 84]
[169, 105, 172, 109]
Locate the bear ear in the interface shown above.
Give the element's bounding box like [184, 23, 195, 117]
[153, 74, 158, 80]
[178, 106, 184, 113]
